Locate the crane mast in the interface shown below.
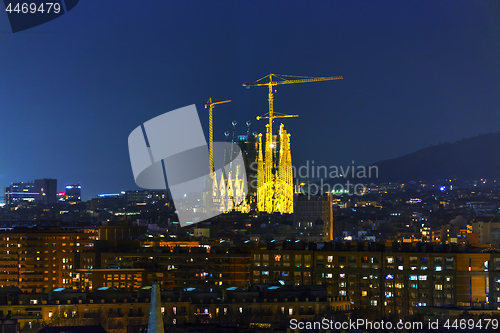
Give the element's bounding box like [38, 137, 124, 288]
[204, 98, 231, 174]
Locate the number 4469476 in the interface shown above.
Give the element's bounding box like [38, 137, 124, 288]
[5, 2, 61, 14]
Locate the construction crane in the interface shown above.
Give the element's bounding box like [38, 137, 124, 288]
[205, 98, 231, 173]
[243, 74, 342, 214]
[243, 74, 343, 133]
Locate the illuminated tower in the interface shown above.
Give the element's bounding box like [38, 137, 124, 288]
[255, 123, 293, 214]
[244, 74, 342, 214]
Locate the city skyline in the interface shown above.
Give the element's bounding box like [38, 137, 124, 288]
[1, 1, 499, 200]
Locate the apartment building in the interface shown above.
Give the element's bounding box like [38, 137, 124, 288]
[0, 227, 93, 292]
[250, 241, 500, 316]
[0, 284, 349, 330]
[98, 247, 251, 290]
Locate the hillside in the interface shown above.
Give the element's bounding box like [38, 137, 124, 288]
[370, 132, 500, 183]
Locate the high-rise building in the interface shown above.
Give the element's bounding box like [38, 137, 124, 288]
[293, 193, 334, 241]
[34, 178, 57, 204]
[4, 179, 58, 205]
[4, 182, 37, 204]
[473, 218, 500, 248]
[0, 227, 93, 292]
[65, 184, 81, 202]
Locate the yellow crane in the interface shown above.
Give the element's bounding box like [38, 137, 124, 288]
[243, 74, 343, 133]
[205, 98, 231, 173]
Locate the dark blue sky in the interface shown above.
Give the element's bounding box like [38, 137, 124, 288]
[1, 1, 499, 200]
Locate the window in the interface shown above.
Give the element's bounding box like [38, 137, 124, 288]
[339, 256, 346, 268]
[445, 257, 453, 270]
[326, 255, 334, 268]
[283, 254, 290, 262]
[349, 256, 356, 268]
[386, 257, 394, 269]
[420, 257, 428, 270]
[295, 255, 302, 267]
[434, 257, 442, 271]
[371, 257, 379, 269]
[316, 255, 324, 267]
[304, 255, 312, 267]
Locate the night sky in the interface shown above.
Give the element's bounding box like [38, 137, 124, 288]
[1, 1, 499, 201]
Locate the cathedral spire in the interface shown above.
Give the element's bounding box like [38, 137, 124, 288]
[147, 282, 164, 333]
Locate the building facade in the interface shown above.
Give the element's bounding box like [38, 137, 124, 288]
[4, 182, 37, 204]
[0, 228, 93, 292]
[250, 242, 500, 316]
[34, 179, 57, 204]
[293, 193, 333, 242]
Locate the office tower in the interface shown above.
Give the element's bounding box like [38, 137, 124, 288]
[65, 184, 81, 202]
[34, 178, 57, 204]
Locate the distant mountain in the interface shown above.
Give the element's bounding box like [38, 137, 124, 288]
[370, 132, 500, 183]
